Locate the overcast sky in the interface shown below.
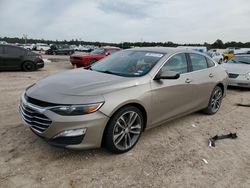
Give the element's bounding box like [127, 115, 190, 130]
[0, 0, 250, 43]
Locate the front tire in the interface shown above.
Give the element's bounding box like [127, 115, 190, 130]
[104, 106, 144, 153]
[203, 86, 223, 115]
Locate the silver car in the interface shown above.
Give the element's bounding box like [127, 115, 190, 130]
[19, 47, 228, 153]
[222, 54, 250, 88]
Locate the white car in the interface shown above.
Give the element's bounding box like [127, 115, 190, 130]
[211, 52, 223, 64]
[36, 43, 50, 51]
[222, 54, 250, 88]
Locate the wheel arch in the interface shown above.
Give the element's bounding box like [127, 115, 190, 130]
[216, 83, 225, 95]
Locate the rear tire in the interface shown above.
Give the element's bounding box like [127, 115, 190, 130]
[104, 106, 144, 154]
[22, 61, 36, 72]
[203, 86, 223, 115]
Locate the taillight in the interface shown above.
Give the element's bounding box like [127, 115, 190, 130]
[37, 54, 43, 59]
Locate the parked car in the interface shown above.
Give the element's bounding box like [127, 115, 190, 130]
[222, 54, 250, 87]
[77, 45, 92, 52]
[70, 46, 120, 67]
[210, 52, 223, 64]
[0, 44, 44, 71]
[0, 41, 8, 44]
[19, 44, 33, 50]
[45, 44, 75, 55]
[36, 43, 50, 51]
[19, 47, 227, 153]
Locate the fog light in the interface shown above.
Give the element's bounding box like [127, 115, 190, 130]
[54, 128, 87, 138]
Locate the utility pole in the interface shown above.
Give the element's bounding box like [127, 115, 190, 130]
[22, 34, 28, 44]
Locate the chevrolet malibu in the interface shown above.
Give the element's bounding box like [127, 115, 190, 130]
[19, 47, 228, 153]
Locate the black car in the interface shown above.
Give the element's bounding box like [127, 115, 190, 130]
[0, 44, 44, 71]
[45, 44, 74, 55]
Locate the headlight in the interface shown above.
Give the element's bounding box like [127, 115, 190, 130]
[50, 102, 104, 116]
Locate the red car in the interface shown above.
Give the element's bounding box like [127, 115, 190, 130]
[70, 47, 120, 67]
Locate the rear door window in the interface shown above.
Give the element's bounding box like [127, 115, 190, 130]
[189, 53, 208, 71]
[207, 58, 215, 67]
[161, 53, 188, 74]
[5, 46, 25, 56]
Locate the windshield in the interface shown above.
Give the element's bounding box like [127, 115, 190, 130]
[228, 56, 250, 65]
[90, 48, 105, 54]
[91, 50, 164, 77]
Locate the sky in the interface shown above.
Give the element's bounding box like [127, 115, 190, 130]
[0, 0, 250, 43]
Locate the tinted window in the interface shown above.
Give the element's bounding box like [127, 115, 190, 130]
[207, 58, 215, 67]
[161, 53, 188, 74]
[189, 53, 208, 71]
[5, 46, 25, 56]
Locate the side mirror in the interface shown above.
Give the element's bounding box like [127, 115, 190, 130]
[154, 71, 180, 80]
[105, 52, 110, 56]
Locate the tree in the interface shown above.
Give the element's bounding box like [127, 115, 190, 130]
[211, 39, 224, 49]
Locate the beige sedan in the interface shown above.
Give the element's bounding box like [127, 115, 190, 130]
[19, 47, 228, 153]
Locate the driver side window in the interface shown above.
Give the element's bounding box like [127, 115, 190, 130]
[161, 53, 188, 74]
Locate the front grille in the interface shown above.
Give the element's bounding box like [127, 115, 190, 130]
[229, 73, 239, 78]
[20, 103, 52, 133]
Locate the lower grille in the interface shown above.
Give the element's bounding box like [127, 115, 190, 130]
[20, 103, 52, 133]
[229, 73, 239, 78]
[49, 135, 84, 146]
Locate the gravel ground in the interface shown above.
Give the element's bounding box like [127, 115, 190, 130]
[0, 56, 250, 188]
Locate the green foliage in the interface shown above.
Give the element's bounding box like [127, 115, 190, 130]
[1, 36, 250, 49]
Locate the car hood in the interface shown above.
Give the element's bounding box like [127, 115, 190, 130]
[26, 68, 137, 104]
[222, 63, 250, 74]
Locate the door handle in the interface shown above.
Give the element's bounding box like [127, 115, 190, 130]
[185, 78, 192, 84]
[209, 73, 214, 78]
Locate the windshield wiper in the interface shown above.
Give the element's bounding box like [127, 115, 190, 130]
[97, 70, 124, 76]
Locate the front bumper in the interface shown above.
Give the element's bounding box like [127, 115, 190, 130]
[19, 93, 109, 150]
[228, 75, 250, 88]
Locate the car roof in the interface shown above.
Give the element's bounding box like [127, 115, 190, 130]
[0, 44, 24, 48]
[127, 46, 198, 54]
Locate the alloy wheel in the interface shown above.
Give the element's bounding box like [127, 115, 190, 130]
[211, 88, 222, 113]
[113, 111, 142, 151]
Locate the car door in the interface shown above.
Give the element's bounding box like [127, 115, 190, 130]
[3, 46, 26, 69]
[150, 53, 196, 126]
[186, 53, 217, 108]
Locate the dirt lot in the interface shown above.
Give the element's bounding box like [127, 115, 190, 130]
[0, 56, 250, 188]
